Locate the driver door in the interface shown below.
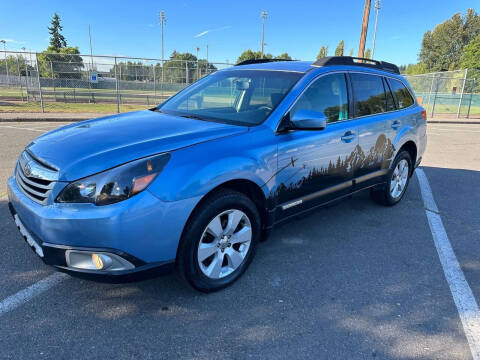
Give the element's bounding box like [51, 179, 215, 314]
[274, 72, 360, 219]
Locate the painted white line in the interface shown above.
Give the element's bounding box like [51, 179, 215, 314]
[0, 125, 45, 132]
[0, 273, 68, 317]
[416, 168, 480, 359]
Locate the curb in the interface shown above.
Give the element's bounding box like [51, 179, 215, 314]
[427, 120, 480, 125]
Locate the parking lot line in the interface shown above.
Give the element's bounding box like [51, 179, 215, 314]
[416, 168, 480, 360]
[0, 125, 45, 132]
[0, 273, 68, 317]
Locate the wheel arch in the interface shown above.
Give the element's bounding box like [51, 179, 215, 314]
[398, 140, 417, 175]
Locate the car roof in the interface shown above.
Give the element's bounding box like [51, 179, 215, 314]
[224, 58, 404, 79]
[225, 61, 314, 73]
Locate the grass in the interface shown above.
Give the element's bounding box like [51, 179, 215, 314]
[0, 102, 148, 113]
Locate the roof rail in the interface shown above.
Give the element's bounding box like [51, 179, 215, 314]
[313, 56, 400, 74]
[235, 58, 295, 66]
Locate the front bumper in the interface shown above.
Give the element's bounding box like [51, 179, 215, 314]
[7, 176, 201, 278]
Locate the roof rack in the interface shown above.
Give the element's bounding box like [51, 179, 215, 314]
[235, 58, 294, 66]
[313, 56, 400, 74]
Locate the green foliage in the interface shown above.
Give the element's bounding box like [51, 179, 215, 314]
[349, 49, 354, 57]
[38, 46, 84, 78]
[316, 46, 328, 60]
[403, 63, 428, 75]
[460, 34, 480, 69]
[364, 48, 371, 59]
[275, 53, 292, 60]
[419, 8, 480, 72]
[48, 13, 67, 51]
[334, 40, 344, 56]
[0, 54, 33, 76]
[236, 49, 272, 63]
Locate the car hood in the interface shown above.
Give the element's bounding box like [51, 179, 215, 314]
[27, 110, 248, 181]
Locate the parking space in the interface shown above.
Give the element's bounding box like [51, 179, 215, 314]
[0, 122, 479, 359]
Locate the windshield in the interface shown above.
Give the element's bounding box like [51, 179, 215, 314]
[158, 70, 303, 126]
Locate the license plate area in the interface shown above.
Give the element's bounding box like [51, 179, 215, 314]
[13, 214, 44, 258]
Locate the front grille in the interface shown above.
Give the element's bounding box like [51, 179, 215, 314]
[15, 151, 58, 205]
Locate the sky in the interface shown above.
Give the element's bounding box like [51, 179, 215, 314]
[0, 0, 478, 65]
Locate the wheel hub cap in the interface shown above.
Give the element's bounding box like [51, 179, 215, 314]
[390, 159, 409, 199]
[197, 209, 252, 279]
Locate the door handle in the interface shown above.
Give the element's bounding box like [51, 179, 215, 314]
[341, 132, 356, 142]
[392, 120, 401, 129]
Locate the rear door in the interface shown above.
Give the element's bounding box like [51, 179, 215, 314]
[349, 72, 395, 189]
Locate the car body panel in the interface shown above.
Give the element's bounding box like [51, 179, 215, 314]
[28, 110, 248, 181]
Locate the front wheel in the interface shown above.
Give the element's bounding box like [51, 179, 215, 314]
[370, 150, 412, 206]
[177, 189, 261, 292]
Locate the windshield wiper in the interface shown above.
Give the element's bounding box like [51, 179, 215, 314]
[179, 114, 205, 120]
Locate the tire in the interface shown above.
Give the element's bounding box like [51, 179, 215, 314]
[370, 150, 412, 206]
[177, 189, 261, 292]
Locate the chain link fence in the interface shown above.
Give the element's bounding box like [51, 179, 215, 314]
[0, 51, 230, 114]
[1, 51, 478, 119]
[405, 69, 479, 119]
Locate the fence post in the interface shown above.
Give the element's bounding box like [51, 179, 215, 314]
[427, 75, 435, 113]
[185, 62, 189, 84]
[50, 60, 57, 101]
[24, 58, 29, 102]
[456, 68, 468, 118]
[152, 64, 156, 100]
[431, 76, 439, 118]
[16, 56, 24, 102]
[35, 53, 44, 113]
[114, 56, 120, 113]
[466, 79, 475, 119]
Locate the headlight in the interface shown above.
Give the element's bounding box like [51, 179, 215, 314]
[56, 153, 170, 205]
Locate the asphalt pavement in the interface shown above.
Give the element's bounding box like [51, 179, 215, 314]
[0, 121, 479, 359]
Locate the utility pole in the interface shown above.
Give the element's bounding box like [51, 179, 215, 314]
[358, 0, 371, 58]
[159, 10, 166, 93]
[1, 40, 9, 85]
[88, 25, 94, 71]
[371, 0, 381, 59]
[261, 10, 267, 58]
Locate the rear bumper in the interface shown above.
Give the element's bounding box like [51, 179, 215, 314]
[7, 175, 201, 279]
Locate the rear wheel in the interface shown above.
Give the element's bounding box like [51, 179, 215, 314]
[370, 150, 412, 206]
[177, 189, 261, 292]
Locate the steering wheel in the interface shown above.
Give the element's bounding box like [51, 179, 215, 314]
[258, 105, 273, 112]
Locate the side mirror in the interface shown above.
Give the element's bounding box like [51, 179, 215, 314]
[290, 109, 327, 130]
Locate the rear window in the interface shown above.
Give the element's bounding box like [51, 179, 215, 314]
[351, 73, 386, 117]
[388, 78, 414, 109]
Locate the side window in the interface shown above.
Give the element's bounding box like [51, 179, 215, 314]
[351, 73, 386, 117]
[291, 73, 348, 123]
[388, 78, 414, 109]
[384, 78, 396, 111]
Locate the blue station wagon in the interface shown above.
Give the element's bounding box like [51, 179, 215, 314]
[8, 56, 427, 292]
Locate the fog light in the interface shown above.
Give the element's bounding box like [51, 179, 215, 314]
[65, 250, 135, 271]
[92, 253, 112, 270]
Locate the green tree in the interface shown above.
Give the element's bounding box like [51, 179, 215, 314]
[275, 53, 292, 60]
[364, 48, 371, 59]
[419, 9, 480, 71]
[48, 13, 67, 51]
[316, 46, 328, 59]
[38, 46, 84, 78]
[236, 49, 272, 63]
[403, 63, 428, 75]
[349, 48, 354, 57]
[334, 40, 344, 56]
[460, 34, 480, 68]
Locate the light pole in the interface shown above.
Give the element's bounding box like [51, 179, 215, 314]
[261, 10, 267, 58]
[371, 0, 381, 59]
[196, 46, 200, 80]
[1, 40, 9, 85]
[159, 10, 166, 93]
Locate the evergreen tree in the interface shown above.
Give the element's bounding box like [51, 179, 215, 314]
[334, 40, 344, 56]
[316, 46, 328, 59]
[364, 48, 372, 59]
[48, 13, 67, 50]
